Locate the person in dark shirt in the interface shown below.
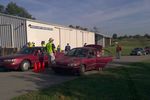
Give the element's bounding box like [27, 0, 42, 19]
[65, 43, 71, 53]
[52, 43, 56, 53]
[116, 44, 122, 59]
[84, 43, 87, 47]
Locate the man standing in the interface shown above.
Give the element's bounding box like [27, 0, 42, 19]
[65, 43, 71, 53]
[57, 45, 61, 52]
[46, 38, 55, 65]
[116, 43, 122, 59]
[41, 41, 46, 47]
[52, 42, 56, 54]
[84, 43, 87, 47]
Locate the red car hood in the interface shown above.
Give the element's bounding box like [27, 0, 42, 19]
[0, 54, 29, 59]
[56, 56, 82, 65]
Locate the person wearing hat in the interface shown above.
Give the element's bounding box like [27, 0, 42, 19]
[57, 45, 61, 52]
[65, 43, 71, 53]
[32, 42, 35, 47]
[27, 42, 32, 47]
[46, 38, 55, 65]
[41, 41, 46, 47]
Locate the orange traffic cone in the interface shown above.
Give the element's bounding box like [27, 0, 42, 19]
[33, 62, 38, 73]
[41, 62, 45, 72]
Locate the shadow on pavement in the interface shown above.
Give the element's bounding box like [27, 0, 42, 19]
[10, 68, 76, 94]
[0, 67, 12, 72]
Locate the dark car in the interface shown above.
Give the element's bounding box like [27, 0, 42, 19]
[0, 47, 49, 71]
[51, 45, 113, 75]
[130, 48, 146, 56]
[144, 46, 150, 54]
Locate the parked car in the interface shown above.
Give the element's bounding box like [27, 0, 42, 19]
[144, 46, 150, 54]
[0, 47, 49, 71]
[51, 45, 113, 75]
[130, 48, 146, 56]
[84, 44, 102, 51]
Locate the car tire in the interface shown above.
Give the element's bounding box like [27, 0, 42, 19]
[79, 65, 85, 75]
[20, 60, 30, 71]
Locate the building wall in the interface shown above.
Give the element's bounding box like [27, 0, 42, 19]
[95, 34, 104, 46]
[0, 14, 95, 50]
[95, 34, 112, 47]
[26, 20, 59, 47]
[0, 14, 27, 48]
[26, 20, 95, 50]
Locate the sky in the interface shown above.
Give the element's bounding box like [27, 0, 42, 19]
[0, 0, 150, 36]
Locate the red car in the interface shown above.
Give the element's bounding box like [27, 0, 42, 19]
[51, 45, 113, 75]
[0, 47, 49, 71]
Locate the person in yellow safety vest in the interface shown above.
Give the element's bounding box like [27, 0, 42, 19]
[57, 45, 61, 52]
[32, 42, 35, 47]
[27, 42, 32, 47]
[41, 41, 46, 47]
[46, 38, 55, 65]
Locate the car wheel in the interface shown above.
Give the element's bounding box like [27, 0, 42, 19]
[20, 60, 30, 71]
[79, 65, 85, 75]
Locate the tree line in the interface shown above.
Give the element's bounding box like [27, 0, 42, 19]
[112, 33, 150, 39]
[0, 2, 35, 19]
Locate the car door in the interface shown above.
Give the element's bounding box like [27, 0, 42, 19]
[30, 48, 41, 64]
[29, 47, 46, 64]
[85, 49, 97, 71]
[96, 49, 113, 69]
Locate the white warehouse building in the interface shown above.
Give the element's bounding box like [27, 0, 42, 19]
[0, 13, 95, 50]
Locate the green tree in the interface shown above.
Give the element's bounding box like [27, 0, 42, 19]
[112, 33, 117, 39]
[5, 2, 35, 19]
[93, 26, 100, 33]
[0, 4, 5, 13]
[144, 33, 150, 38]
[69, 25, 74, 28]
[75, 26, 80, 29]
[134, 34, 140, 38]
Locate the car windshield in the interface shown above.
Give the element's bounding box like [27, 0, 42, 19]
[66, 48, 88, 57]
[17, 48, 35, 54]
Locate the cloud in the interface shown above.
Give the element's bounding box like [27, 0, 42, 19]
[1, 0, 150, 35]
[80, 0, 149, 24]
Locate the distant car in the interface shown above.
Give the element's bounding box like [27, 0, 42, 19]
[51, 45, 113, 75]
[0, 47, 49, 71]
[130, 48, 146, 56]
[144, 46, 150, 54]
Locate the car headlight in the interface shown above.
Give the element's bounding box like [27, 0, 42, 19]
[4, 59, 15, 63]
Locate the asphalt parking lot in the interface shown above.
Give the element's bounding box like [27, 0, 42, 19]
[0, 55, 150, 100]
[0, 68, 76, 100]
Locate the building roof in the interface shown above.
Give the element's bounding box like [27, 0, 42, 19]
[0, 13, 93, 33]
[96, 33, 112, 38]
